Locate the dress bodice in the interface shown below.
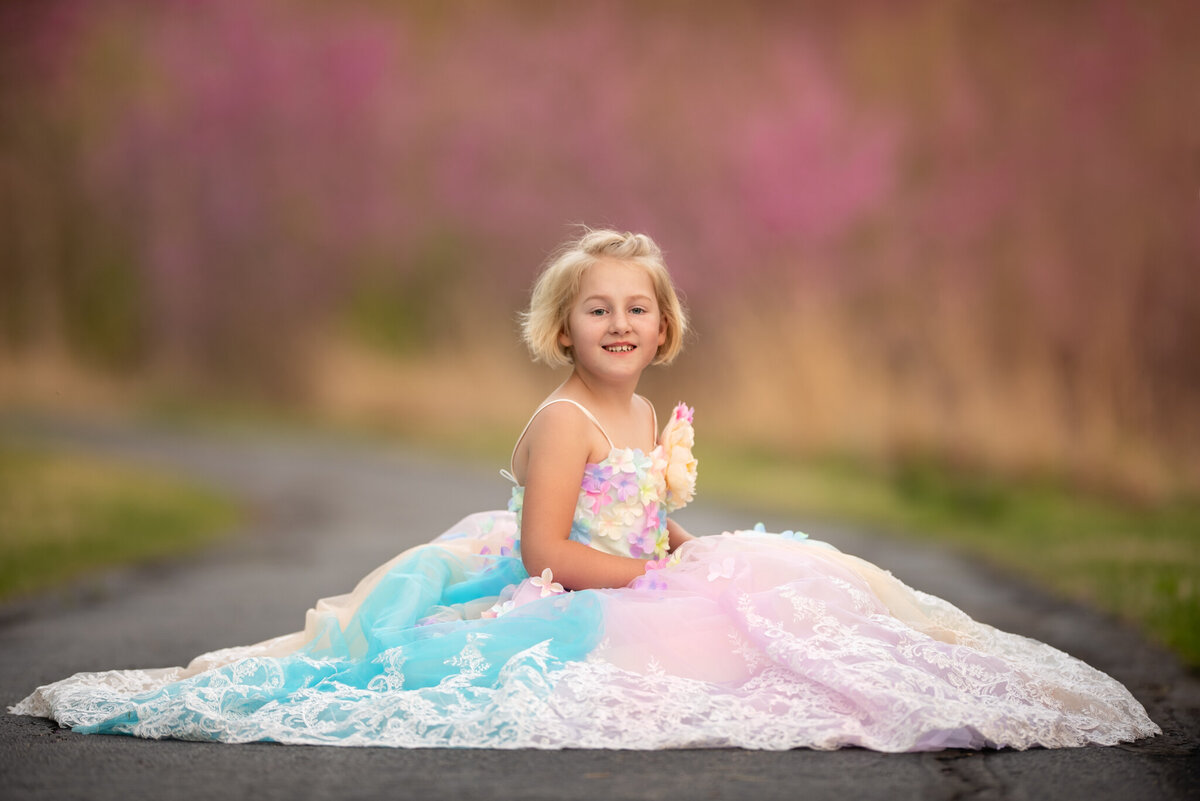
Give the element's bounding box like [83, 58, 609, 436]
[507, 402, 697, 562]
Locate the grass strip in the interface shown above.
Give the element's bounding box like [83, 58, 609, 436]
[0, 441, 239, 601]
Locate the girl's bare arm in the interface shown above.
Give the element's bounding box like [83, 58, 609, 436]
[517, 404, 648, 590]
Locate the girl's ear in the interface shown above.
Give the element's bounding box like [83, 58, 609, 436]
[558, 325, 572, 350]
[657, 318, 667, 347]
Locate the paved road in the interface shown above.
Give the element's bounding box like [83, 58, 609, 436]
[1, 416, 1196, 801]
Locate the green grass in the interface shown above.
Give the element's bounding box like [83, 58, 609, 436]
[701, 443, 1200, 668]
[0, 441, 240, 601]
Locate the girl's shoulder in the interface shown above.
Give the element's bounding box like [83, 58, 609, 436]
[526, 397, 608, 441]
[510, 397, 612, 485]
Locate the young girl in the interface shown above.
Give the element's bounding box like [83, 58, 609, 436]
[12, 229, 1159, 751]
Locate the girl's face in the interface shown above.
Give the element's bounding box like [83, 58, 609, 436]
[559, 259, 666, 384]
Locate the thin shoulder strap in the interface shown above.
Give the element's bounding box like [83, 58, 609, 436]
[638, 394, 658, 441]
[501, 398, 615, 484]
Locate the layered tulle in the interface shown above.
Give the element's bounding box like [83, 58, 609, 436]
[12, 511, 1159, 750]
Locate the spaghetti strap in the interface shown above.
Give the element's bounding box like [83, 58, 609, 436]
[505, 398, 615, 482]
[639, 394, 658, 441]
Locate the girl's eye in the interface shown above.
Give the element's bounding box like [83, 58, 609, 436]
[589, 308, 607, 316]
[630, 307, 647, 315]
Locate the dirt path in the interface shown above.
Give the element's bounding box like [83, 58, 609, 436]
[1, 415, 1196, 800]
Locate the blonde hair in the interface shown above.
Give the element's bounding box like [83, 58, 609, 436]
[521, 228, 688, 367]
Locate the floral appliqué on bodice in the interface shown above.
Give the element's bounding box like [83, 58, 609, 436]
[508, 403, 697, 561]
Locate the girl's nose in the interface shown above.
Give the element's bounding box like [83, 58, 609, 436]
[610, 312, 631, 332]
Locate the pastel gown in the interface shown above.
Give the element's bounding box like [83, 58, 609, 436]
[10, 401, 1160, 751]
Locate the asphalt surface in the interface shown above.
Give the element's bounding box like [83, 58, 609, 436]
[1, 416, 1197, 801]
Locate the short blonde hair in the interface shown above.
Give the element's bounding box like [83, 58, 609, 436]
[521, 228, 688, 368]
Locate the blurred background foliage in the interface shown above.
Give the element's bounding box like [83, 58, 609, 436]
[1, 2, 1198, 657]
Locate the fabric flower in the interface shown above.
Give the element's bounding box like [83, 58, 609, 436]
[581, 467, 615, 516]
[653, 526, 671, 557]
[707, 557, 735, 582]
[567, 520, 592, 546]
[480, 599, 515, 619]
[633, 556, 671, 590]
[628, 509, 665, 559]
[627, 509, 664, 557]
[643, 557, 671, 572]
[582, 464, 615, 491]
[641, 451, 668, 505]
[661, 403, 697, 511]
[609, 470, 642, 503]
[530, 568, 565, 598]
[592, 518, 626, 542]
[609, 448, 645, 475]
[583, 490, 613, 518]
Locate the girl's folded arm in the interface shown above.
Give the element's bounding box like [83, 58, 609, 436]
[517, 405, 647, 590]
